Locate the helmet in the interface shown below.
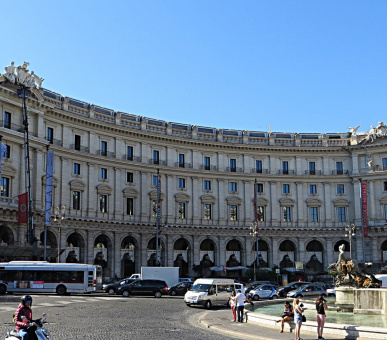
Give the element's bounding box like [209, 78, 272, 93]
[21, 295, 32, 307]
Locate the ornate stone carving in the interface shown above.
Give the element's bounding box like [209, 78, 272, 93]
[359, 122, 387, 144]
[2, 61, 44, 88]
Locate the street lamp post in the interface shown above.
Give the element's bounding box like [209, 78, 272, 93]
[54, 205, 66, 263]
[345, 223, 356, 260]
[250, 222, 259, 281]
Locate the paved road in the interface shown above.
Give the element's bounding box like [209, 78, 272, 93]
[0, 293, 235, 340]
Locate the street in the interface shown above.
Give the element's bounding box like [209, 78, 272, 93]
[0, 293, 234, 340]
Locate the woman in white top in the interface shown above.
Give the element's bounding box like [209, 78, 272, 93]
[229, 290, 236, 322]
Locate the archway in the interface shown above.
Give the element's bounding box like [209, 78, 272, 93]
[173, 238, 189, 277]
[94, 234, 113, 279]
[147, 237, 165, 266]
[279, 240, 296, 269]
[251, 240, 269, 268]
[381, 239, 387, 262]
[121, 236, 137, 277]
[65, 232, 85, 263]
[39, 230, 57, 262]
[199, 239, 216, 277]
[305, 240, 324, 273]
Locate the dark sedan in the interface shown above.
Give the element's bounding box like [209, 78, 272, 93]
[103, 278, 137, 295]
[168, 281, 193, 296]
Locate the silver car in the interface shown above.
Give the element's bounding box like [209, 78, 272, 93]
[287, 284, 327, 298]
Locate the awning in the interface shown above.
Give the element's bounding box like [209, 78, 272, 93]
[0, 246, 65, 258]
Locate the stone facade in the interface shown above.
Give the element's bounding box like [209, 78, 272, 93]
[0, 74, 387, 279]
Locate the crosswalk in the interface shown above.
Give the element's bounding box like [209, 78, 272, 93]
[0, 296, 117, 313]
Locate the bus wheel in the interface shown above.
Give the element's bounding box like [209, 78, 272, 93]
[56, 285, 67, 295]
[0, 284, 7, 295]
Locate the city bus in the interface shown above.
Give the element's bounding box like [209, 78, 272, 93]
[0, 261, 101, 295]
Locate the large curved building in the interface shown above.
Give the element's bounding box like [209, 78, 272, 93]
[1, 63, 387, 280]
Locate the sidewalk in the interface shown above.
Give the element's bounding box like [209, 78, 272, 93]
[197, 308, 380, 340]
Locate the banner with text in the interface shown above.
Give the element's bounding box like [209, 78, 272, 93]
[18, 192, 28, 224]
[45, 151, 54, 225]
[361, 182, 368, 237]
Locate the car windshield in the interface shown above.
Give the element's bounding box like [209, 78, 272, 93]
[295, 285, 308, 292]
[190, 283, 211, 292]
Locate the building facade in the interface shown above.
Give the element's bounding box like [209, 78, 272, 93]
[1, 63, 387, 279]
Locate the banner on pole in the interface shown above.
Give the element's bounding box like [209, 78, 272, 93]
[18, 192, 28, 224]
[361, 182, 368, 237]
[45, 151, 54, 225]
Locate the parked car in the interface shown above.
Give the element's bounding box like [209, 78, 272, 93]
[179, 278, 193, 283]
[249, 284, 279, 301]
[277, 281, 311, 297]
[244, 281, 272, 295]
[117, 279, 168, 298]
[169, 281, 193, 296]
[326, 288, 336, 297]
[287, 284, 327, 298]
[103, 278, 137, 295]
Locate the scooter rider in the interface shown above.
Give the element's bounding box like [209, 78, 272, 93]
[14, 295, 33, 340]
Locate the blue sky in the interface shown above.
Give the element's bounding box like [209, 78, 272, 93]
[2, 1, 387, 133]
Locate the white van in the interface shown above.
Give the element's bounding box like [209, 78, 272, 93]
[375, 274, 387, 287]
[184, 278, 237, 309]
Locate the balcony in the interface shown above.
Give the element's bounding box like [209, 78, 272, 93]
[96, 150, 116, 158]
[122, 155, 142, 162]
[226, 167, 243, 173]
[45, 137, 62, 146]
[305, 170, 323, 175]
[200, 165, 218, 171]
[174, 162, 193, 169]
[148, 159, 167, 166]
[69, 144, 89, 153]
[251, 168, 270, 174]
[278, 170, 295, 175]
[0, 121, 37, 137]
[331, 170, 350, 175]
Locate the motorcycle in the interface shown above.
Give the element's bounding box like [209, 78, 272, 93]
[5, 313, 52, 340]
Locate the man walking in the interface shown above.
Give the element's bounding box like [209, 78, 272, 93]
[235, 290, 248, 322]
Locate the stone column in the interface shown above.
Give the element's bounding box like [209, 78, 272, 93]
[193, 235, 201, 266]
[323, 182, 332, 223]
[295, 157, 302, 175]
[269, 181, 278, 223]
[191, 177, 199, 224]
[351, 154, 359, 175]
[368, 180, 375, 220]
[218, 237, 226, 266]
[217, 179, 225, 224]
[114, 167, 121, 219]
[166, 174, 174, 223]
[243, 180, 252, 224]
[140, 171, 148, 221]
[60, 157, 69, 206]
[296, 182, 304, 223]
[167, 234, 174, 267]
[272, 237, 279, 267]
[371, 237, 379, 263]
[114, 231, 121, 277]
[325, 237, 334, 267]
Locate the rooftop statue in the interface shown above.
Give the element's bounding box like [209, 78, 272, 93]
[2, 61, 44, 89]
[359, 122, 387, 144]
[327, 244, 381, 288]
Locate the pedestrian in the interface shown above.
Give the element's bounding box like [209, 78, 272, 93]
[293, 297, 306, 340]
[276, 300, 294, 333]
[235, 289, 249, 322]
[316, 295, 328, 340]
[14, 295, 33, 340]
[229, 290, 236, 322]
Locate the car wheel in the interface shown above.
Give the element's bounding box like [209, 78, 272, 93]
[205, 300, 212, 309]
[155, 291, 162, 298]
[253, 295, 259, 301]
[169, 290, 177, 296]
[271, 295, 278, 300]
[108, 288, 115, 295]
[122, 290, 130, 297]
[186, 303, 191, 307]
[56, 285, 67, 295]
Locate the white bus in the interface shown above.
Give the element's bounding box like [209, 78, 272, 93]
[0, 261, 100, 295]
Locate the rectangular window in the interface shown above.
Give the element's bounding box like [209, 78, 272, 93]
[47, 127, 54, 144]
[153, 150, 159, 165]
[204, 156, 211, 170]
[204, 180, 211, 191]
[230, 182, 237, 192]
[309, 184, 317, 194]
[74, 135, 81, 151]
[338, 207, 346, 222]
[383, 158, 387, 170]
[310, 207, 318, 222]
[336, 161, 343, 174]
[337, 184, 345, 194]
[283, 184, 290, 194]
[4, 112, 11, 129]
[1, 177, 10, 197]
[204, 204, 212, 220]
[178, 178, 186, 189]
[230, 205, 238, 221]
[101, 141, 107, 156]
[179, 202, 186, 219]
[126, 198, 134, 215]
[100, 168, 107, 180]
[178, 154, 185, 168]
[99, 194, 108, 213]
[153, 175, 158, 186]
[257, 206, 265, 221]
[256, 160, 262, 173]
[4, 145, 10, 158]
[72, 191, 80, 210]
[384, 181, 387, 191]
[126, 172, 133, 183]
[283, 206, 292, 222]
[282, 161, 289, 174]
[309, 161, 316, 175]
[127, 146, 133, 161]
[152, 200, 157, 217]
[230, 159, 236, 172]
[257, 183, 264, 193]
[73, 163, 81, 175]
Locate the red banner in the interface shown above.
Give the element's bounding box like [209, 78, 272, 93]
[18, 192, 28, 224]
[361, 182, 368, 237]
